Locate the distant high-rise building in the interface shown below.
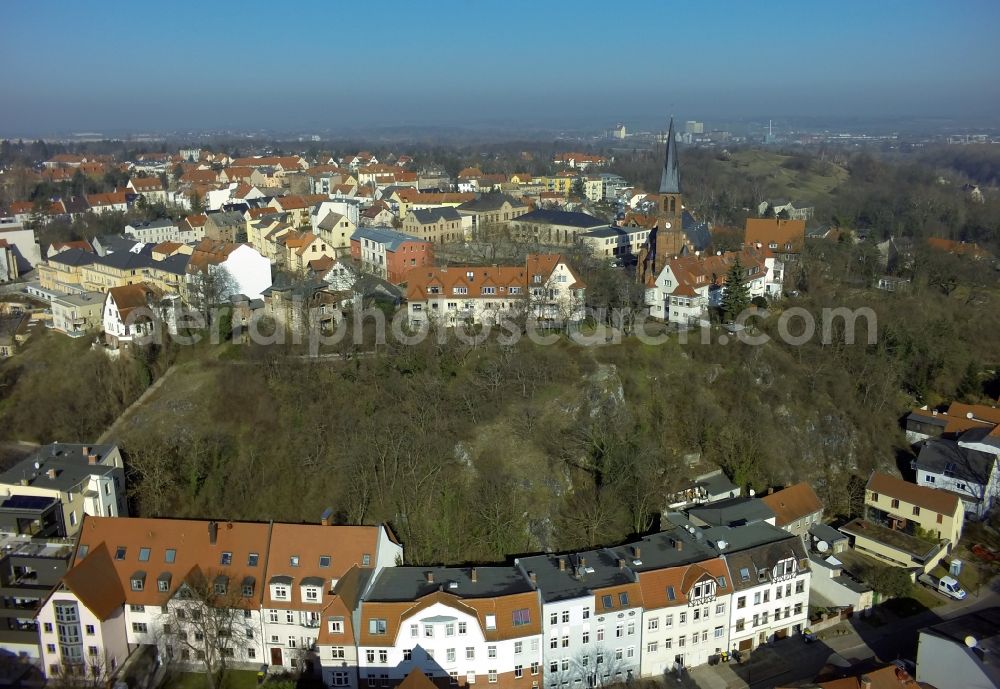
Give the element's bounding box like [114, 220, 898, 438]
[611, 123, 627, 139]
[684, 120, 704, 134]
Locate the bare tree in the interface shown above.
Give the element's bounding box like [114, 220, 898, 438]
[156, 569, 260, 689]
[185, 265, 239, 329]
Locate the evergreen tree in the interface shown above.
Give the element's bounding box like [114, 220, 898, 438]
[721, 256, 751, 322]
[570, 177, 586, 200]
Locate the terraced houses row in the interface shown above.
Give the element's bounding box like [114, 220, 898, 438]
[37, 512, 810, 688]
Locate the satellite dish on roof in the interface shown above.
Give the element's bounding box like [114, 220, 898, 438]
[749, 489, 756, 497]
[817, 541, 829, 553]
[967, 412, 974, 419]
[965, 636, 978, 648]
[33, 462, 41, 470]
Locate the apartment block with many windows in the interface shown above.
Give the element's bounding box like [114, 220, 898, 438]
[357, 566, 543, 689]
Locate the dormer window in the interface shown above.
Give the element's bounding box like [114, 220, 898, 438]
[241, 577, 255, 597]
[157, 572, 171, 592]
[329, 617, 344, 634]
[131, 572, 146, 591]
[214, 575, 229, 595]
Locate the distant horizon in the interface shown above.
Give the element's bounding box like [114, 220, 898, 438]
[3, 0, 999, 138]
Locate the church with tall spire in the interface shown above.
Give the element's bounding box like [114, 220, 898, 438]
[636, 118, 693, 285]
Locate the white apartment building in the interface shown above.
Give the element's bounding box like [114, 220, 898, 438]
[646, 250, 783, 325]
[357, 567, 543, 689]
[516, 550, 643, 689]
[711, 524, 811, 654]
[125, 219, 180, 244]
[406, 254, 586, 328]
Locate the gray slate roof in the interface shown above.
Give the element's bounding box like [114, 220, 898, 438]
[515, 209, 606, 229]
[688, 496, 775, 527]
[912, 437, 996, 484]
[48, 248, 96, 267]
[0, 443, 119, 491]
[458, 193, 523, 212]
[352, 226, 423, 252]
[517, 549, 635, 603]
[410, 207, 462, 224]
[365, 565, 532, 601]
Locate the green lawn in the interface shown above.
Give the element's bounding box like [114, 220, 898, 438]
[164, 669, 260, 689]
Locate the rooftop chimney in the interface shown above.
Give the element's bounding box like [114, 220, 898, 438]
[425, 571, 435, 584]
[579, 556, 586, 567]
[46, 468, 57, 480]
[632, 546, 641, 559]
[675, 539, 684, 552]
[470, 567, 478, 583]
[617, 558, 625, 569]
[82, 446, 90, 456]
[528, 571, 537, 586]
[208, 521, 218, 545]
[767, 487, 774, 495]
[87, 454, 98, 465]
[558, 557, 566, 572]
[859, 675, 872, 689]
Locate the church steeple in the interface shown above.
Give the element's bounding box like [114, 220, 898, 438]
[659, 117, 681, 194]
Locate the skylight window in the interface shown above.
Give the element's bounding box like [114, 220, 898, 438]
[221, 551, 233, 566]
[319, 556, 331, 568]
[290, 556, 300, 567]
[138, 548, 150, 562]
[248, 552, 259, 567]
[115, 546, 127, 561]
[165, 548, 176, 563]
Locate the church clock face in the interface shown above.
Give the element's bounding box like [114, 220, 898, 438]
[664, 222, 672, 229]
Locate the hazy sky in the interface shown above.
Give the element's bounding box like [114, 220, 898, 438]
[3, 0, 999, 135]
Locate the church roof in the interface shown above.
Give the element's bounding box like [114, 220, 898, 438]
[659, 118, 681, 195]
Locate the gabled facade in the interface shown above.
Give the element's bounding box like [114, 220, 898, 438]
[405, 255, 585, 328]
[102, 283, 163, 348]
[357, 567, 543, 689]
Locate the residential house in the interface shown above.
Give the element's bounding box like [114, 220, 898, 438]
[405, 254, 586, 328]
[912, 433, 999, 519]
[756, 200, 813, 221]
[39, 248, 97, 293]
[806, 554, 874, 615]
[509, 210, 606, 245]
[125, 219, 180, 244]
[37, 517, 272, 679]
[710, 521, 810, 653]
[262, 521, 401, 680]
[0, 442, 127, 535]
[102, 283, 165, 348]
[759, 483, 824, 545]
[402, 207, 465, 244]
[351, 228, 434, 284]
[622, 527, 733, 674]
[278, 231, 337, 273]
[456, 194, 530, 233]
[357, 566, 543, 689]
[0, 313, 27, 357]
[204, 211, 246, 243]
[186, 239, 272, 301]
[666, 469, 741, 510]
[744, 219, 805, 262]
[360, 201, 397, 227]
[46, 240, 94, 259]
[904, 402, 1000, 444]
[839, 472, 965, 573]
[916, 608, 1000, 689]
[0, 221, 42, 273]
[80, 245, 156, 293]
[269, 195, 330, 228]
[313, 209, 358, 256]
[645, 249, 781, 325]
[926, 237, 992, 260]
[127, 177, 168, 204]
[50, 291, 105, 336]
[261, 279, 344, 334]
[86, 190, 130, 215]
[514, 550, 642, 688]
